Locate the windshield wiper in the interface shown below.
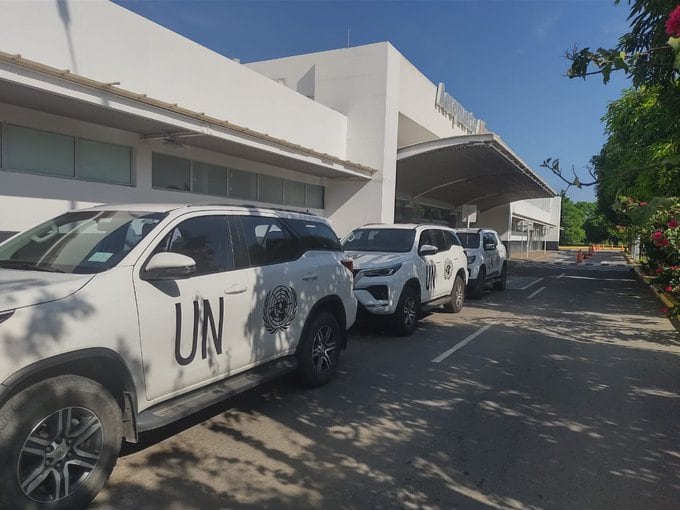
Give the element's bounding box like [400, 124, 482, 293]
[0, 260, 65, 273]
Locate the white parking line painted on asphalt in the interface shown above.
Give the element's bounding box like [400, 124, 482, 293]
[560, 275, 633, 282]
[432, 323, 497, 363]
[527, 286, 546, 299]
[519, 277, 543, 290]
[557, 272, 566, 279]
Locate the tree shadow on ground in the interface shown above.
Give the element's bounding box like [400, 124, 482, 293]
[92, 265, 680, 510]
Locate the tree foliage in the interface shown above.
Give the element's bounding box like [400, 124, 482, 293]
[560, 197, 621, 245]
[549, 1, 680, 214]
[567, 0, 680, 87]
[593, 86, 680, 221]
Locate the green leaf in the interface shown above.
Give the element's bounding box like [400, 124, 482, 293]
[668, 37, 680, 52]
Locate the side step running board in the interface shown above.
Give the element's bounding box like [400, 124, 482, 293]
[421, 295, 452, 309]
[137, 356, 298, 432]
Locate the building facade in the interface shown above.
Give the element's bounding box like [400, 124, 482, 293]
[0, 0, 559, 253]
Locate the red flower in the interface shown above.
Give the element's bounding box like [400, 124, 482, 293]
[662, 306, 669, 314]
[660, 238, 670, 247]
[666, 285, 674, 292]
[668, 218, 679, 228]
[639, 201, 648, 206]
[651, 230, 664, 240]
[656, 267, 665, 274]
[666, 5, 680, 37]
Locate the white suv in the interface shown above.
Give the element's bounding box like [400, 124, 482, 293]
[0, 204, 356, 510]
[342, 224, 468, 336]
[454, 228, 508, 299]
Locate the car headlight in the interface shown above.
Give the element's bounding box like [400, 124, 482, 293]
[361, 263, 402, 277]
[466, 255, 477, 265]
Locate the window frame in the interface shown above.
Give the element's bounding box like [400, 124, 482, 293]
[1, 122, 134, 186]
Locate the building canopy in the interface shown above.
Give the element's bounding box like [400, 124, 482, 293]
[396, 134, 555, 211]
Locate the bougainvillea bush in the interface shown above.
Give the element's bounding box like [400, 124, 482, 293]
[640, 197, 680, 317]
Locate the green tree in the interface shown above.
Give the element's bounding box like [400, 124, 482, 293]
[560, 197, 587, 245]
[543, 2, 680, 200]
[593, 86, 680, 221]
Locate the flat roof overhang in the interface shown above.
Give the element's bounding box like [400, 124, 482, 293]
[397, 134, 556, 211]
[0, 52, 375, 181]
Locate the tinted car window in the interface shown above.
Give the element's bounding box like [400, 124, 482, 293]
[238, 216, 300, 266]
[456, 232, 480, 249]
[342, 228, 415, 253]
[483, 232, 496, 247]
[432, 230, 449, 251]
[418, 230, 435, 248]
[444, 231, 461, 247]
[286, 219, 341, 251]
[154, 215, 232, 276]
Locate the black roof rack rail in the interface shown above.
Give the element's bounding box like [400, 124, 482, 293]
[186, 202, 318, 217]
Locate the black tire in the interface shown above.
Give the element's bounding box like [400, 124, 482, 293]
[0, 375, 122, 510]
[469, 266, 486, 300]
[443, 274, 465, 313]
[494, 263, 507, 290]
[297, 311, 343, 387]
[390, 285, 420, 336]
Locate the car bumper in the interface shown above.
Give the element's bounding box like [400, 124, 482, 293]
[353, 287, 398, 316]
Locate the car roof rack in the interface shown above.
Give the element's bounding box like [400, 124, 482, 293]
[186, 203, 318, 217]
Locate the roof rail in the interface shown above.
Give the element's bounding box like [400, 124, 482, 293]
[186, 202, 318, 217]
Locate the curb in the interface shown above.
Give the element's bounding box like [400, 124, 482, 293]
[632, 266, 678, 310]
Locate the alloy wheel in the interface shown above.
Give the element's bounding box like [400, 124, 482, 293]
[403, 296, 417, 327]
[311, 324, 337, 375]
[17, 407, 103, 503]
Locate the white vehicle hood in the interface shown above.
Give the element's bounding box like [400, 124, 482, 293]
[344, 251, 409, 270]
[0, 270, 94, 313]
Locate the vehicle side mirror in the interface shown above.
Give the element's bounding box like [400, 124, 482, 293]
[419, 244, 438, 256]
[484, 243, 496, 251]
[142, 252, 196, 280]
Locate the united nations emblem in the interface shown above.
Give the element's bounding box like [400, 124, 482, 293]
[444, 259, 453, 280]
[263, 285, 298, 334]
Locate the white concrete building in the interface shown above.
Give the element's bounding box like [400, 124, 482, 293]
[0, 0, 559, 254]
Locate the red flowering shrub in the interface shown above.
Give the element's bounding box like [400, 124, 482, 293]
[666, 5, 680, 37]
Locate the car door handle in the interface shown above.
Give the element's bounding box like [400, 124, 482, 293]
[224, 284, 247, 295]
[302, 273, 319, 281]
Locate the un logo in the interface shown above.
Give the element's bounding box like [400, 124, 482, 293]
[263, 285, 298, 334]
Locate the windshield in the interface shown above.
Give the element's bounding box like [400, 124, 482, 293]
[0, 210, 166, 274]
[456, 232, 481, 249]
[342, 228, 415, 253]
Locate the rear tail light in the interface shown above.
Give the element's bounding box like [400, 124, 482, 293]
[341, 259, 353, 274]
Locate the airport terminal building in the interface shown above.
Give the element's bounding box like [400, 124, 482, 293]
[0, 0, 560, 253]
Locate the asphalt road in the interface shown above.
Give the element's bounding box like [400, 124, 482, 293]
[93, 253, 680, 510]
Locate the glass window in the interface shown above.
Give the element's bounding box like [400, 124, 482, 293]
[238, 216, 300, 266]
[432, 230, 448, 251]
[418, 230, 436, 248]
[456, 232, 481, 249]
[79, 139, 131, 184]
[152, 153, 191, 191]
[5, 125, 74, 177]
[258, 174, 283, 204]
[306, 184, 324, 209]
[483, 233, 497, 247]
[284, 180, 306, 207]
[0, 210, 164, 274]
[444, 231, 461, 247]
[229, 168, 257, 200]
[287, 219, 341, 251]
[155, 215, 232, 276]
[193, 161, 227, 196]
[342, 228, 415, 253]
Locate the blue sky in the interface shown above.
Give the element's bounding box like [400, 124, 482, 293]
[116, 0, 632, 202]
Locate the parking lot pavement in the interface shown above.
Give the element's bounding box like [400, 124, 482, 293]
[93, 259, 680, 510]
